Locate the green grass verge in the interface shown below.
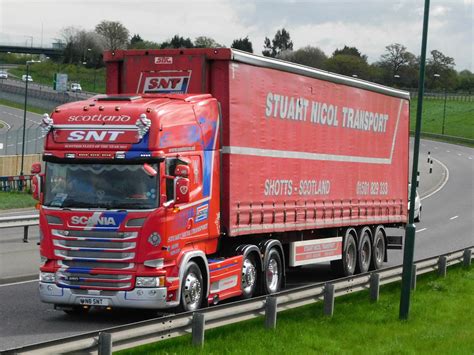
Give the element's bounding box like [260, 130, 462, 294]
[0, 98, 46, 115]
[119, 265, 474, 354]
[9, 62, 106, 93]
[0, 191, 37, 209]
[410, 98, 474, 140]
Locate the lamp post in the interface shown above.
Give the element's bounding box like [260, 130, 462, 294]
[20, 60, 40, 177]
[433, 74, 447, 135]
[394, 74, 401, 88]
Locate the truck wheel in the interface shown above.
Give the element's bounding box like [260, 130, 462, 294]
[370, 228, 385, 270]
[241, 254, 258, 299]
[356, 229, 372, 274]
[263, 249, 283, 294]
[179, 261, 204, 312]
[331, 233, 357, 276]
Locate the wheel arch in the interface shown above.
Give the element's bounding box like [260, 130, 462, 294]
[178, 250, 210, 302]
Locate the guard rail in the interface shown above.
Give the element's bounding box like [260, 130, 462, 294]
[3, 246, 472, 354]
[0, 215, 39, 242]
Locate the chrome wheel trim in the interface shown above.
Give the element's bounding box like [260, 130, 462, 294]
[183, 272, 202, 311]
[242, 258, 257, 295]
[361, 237, 371, 268]
[346, 242, 356, 272]
[266, 258, 279, 293]
[374, 234, 384, 264]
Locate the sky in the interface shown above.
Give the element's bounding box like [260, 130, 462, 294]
[0, 0, 472, 71]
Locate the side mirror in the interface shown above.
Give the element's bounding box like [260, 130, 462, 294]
[175, 177, 190, 204]
[31, 162, 42, 174]
[32, 174, 44, 202]
[175, 164, 190, 178]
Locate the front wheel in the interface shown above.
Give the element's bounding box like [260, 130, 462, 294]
[263, 249, 283, 294]
[178, 261, 204, 312]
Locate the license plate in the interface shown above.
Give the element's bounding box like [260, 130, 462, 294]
[78, 297, 110, 306]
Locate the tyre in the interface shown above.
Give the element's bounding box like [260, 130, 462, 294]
[178, 261, 204, 312]
[370, 227, 386, 270]
[356, 228, 372, 274]
[263, 249, 283, 294]
[331, 233, 357, 277]
[62, 306, 90, 316]
[241, 253, 258, 299]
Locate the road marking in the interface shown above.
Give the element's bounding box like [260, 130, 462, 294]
[469, 157, 473, 160]
[457, 153, 462, 156]
[434, 147, 439, 149]
[446, 150, 450, 153]
[417, 228, 427, 233]
[450, 215, 459, 220]
[0, 279, 37, 288]
[421, 157, 449, 201]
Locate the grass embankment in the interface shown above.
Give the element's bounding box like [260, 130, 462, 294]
[9, 62, 106, 93]
[410, 98, 474, 140]
[120, 265, 474, 354]
[0, 192, 36, 209]
[0, 98, 46, 115]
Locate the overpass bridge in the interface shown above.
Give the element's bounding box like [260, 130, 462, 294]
[0, 44, 62, 58]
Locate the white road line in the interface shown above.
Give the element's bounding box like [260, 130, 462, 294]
[417, 228, 427, 233]
[421, 157, 450, 201]
[450, 215, 459, 220]
[469, 157, 473, 160]
[457, 153, 462, 156]
[0, 279, 37, 288]
[446, 150, 450, 153]
[434, 147, 439, 149]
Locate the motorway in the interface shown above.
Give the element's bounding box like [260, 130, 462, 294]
[0, 139, 472, 350]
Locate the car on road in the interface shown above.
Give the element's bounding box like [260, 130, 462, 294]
[408, 184, 422, 222]
[0, 70, 8, 79]
[22, 74, 33, 82]
[69, 82, 82, 92]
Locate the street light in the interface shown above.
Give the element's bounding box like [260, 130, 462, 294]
[20, 60, 41, 178]
[433, 73, 447, 135]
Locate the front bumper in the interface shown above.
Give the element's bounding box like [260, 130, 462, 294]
[39, 282, 179, 309]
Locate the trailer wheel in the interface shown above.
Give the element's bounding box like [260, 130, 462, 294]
[241, 253, 258, 299]
[370, 228, 385, 270]
[263, 249, 282, 294]
[356, 229, 372, 273]
[331, 232, 357, 276]
[179, 261, 204, 312]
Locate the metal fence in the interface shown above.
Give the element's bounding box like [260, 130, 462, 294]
[0, 175, 33, 192]
[0, 126, 43, 156]
[3, 246, 472, 354]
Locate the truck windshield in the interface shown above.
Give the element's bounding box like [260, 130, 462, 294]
[43, 163, 158, 209]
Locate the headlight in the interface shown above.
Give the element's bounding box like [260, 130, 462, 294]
[40, 272, 56, 283]
[136, 276, 164, 288]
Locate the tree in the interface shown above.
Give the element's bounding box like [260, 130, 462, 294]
[130, 34, 143, 46]
[128, 34, 161, 49]
[277, 46, 327, 69]
[262, 28, 293, 57]
[160, 35, 194, 49]
[333, 46, 367, 62]
[325, 54, 371, 79]
[456, 70, 474, 92]
[426, 50, 456, 90]
[376, 43, 417, 87]
[95, 20, 129, 50]
[231, 36, 253, 53]
[194, 36, 222, 48]
[59, 26, 104, 65]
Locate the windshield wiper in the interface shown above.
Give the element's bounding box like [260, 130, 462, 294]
[112, 202, 154, 209]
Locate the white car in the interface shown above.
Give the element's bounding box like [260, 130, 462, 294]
[22, 74, 33, 82]
[70, 83, 82, 92]
[408, 184, 422, 222]
[0, 70, 8, 79]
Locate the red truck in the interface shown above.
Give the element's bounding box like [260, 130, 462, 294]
[33, 48, 409, 313]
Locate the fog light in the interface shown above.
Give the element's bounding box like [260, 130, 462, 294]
[47, 285, 53, 291]
[40, 272, 56, 283]
[149, 290, 157, 296]
[137, 290, 144, 296]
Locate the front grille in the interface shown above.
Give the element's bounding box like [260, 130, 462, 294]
[53, 229, 138, 290]
[57, 270, 132, 290]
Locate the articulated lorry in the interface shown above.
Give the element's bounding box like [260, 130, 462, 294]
[33, 48, 409, 313]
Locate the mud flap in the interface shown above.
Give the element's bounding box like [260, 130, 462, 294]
[387, 236, 403, 250]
